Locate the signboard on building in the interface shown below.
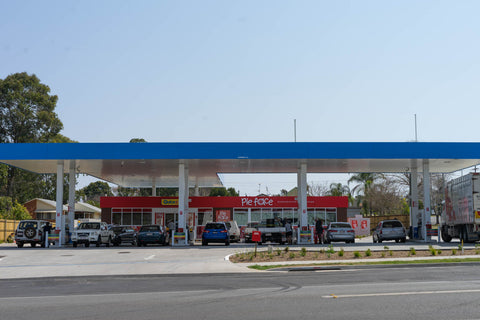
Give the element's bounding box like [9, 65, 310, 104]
[347, 215, 370, 236]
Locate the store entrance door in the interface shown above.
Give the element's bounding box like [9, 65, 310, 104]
[152, 208, 198, 241]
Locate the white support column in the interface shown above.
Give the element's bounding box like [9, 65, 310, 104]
[410, 164, 419, 239]
[152, 178, 156, 196]
[423, 159, 431, 242]
[56, 160, 64, 247]
[178, 162, 188, 245]
[298, 162, 308, 243]
[68, 160, 76, 245]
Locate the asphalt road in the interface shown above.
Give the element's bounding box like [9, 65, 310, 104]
[2, 264, 480, 320]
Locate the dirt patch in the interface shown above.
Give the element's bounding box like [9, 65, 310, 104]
[230, 247, 480, 263]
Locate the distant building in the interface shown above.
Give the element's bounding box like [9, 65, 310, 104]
[23, 198, 101, 221]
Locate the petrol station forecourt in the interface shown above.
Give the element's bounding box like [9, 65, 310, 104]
[2, 141, 480, 249]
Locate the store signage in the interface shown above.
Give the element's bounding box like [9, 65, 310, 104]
[241, 197, 274, 207]
[162, 199, 178, 206]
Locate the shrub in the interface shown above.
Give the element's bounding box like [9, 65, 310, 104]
[284, 246, 290, 253]
[276, 249, 282, 256]
[409, 247, 416, 256]
[300, 247, 307, 257]
[353, 251, 361, 258]
[429, 245, 437, 256]
[289, 252, 296, 259]
[452, 249, 457, 255]
[389, 250, 393, 256]
[381, 252, 386, 258]
[338, 248, 344, 257]
[326, 245, 335, 254]
[365, 249, 372, 257]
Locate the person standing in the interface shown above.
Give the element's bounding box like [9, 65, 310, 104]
[315, 218, 323, 244]
[285, 220, 293, 245]
[42, 222, 52, 248]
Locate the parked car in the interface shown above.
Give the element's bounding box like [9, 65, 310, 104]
[225, 220, 240, 242]
[323, 222, 355, 244]
[15, 219, 49, 248]
[110, 225, 137, 246]
[244, 221, 259, 243]
[71, 222, 114, 247]
[202, 222, 230, 246]
[136, 225, 168, 246]
[372, 219, 407, 243]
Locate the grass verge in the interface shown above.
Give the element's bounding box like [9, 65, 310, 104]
[248, 257, 480, 271]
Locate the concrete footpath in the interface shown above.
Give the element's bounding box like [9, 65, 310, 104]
[1, 239, 478, 279]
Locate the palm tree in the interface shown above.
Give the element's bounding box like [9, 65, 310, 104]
[348, 173, 384, 215]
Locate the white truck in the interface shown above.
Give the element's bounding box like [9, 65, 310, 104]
[257, 219, 287, 245]
[441, 173, 480, 243]
[71, 222, 115, 247]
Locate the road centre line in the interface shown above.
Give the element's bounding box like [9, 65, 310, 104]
[322, 288, 480, 299]
[144, 255, 155, 260]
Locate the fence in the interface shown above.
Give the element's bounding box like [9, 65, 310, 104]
[0, 219, 20, 242]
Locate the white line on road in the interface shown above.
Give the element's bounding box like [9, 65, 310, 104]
[144, 255, 155, 260]
[322, 288, 480, 299]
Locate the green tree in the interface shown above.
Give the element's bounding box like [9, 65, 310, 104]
[129, 138, 147, 143]
[0, 72, 62, 143]
[209, 187, 239, 197]
[77, 181, 113, 207]
[348, 173, 384, 215]
[0, 72, 75, 204]
[0, 197, 31, 220]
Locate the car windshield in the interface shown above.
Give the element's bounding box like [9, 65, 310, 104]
[78, 223, 100, 230]
[383, 221, 403, 228]
[140, 226, 160, 232]
[205, 223, 225, 230]
[330, 223, 351, 229]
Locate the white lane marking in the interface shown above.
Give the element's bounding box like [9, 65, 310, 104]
[144, 255, 155, 260]
[322, 288, 480, 299]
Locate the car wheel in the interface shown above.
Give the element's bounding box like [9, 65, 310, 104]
[225, 239, 230, 246]
[137, 241, 142, 247]
[25, 227, 36, 239]
[378, 239, 382, 243]
[106, 236, 111, 247]
[202, 239, 207, 246]
[401, 237, 406, 243]
[17, 242, 24, 248]
[31, 242, 36, 248]
[85, 242, 90, 247]
[73, 241, 77, 248]
[395, 239, 400, 243]
[373, 235, 377, 243]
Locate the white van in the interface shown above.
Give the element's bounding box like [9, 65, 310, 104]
[225, 221, 240, 242]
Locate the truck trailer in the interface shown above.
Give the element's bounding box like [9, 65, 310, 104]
[441, 173, 480, 242]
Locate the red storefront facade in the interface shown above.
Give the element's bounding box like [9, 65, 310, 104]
[100, 196, 348, 234]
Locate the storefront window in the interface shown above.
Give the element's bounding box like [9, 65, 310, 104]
[261, 208, 273, 221]
[123, 210, 132, 225]
[197, 209, 213, 226]
[251, 209, 261, 222]
[326, 208, 337, 224]
[233, 209, 248, 226]
[143, 211, 152, 225]
[133, 209, 142, 225]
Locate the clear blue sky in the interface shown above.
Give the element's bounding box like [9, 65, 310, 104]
[2, 1, 480, 195]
